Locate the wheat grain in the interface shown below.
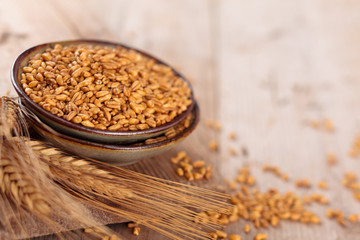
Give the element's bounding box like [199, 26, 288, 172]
[229, 234, 242, 240]
[21, 44, 192, 131]
[171, 151, 213, 181]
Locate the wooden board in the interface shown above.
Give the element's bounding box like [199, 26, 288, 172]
[1, 0, 360, 239]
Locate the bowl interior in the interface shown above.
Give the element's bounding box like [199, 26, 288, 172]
[11, 40, 195, 143]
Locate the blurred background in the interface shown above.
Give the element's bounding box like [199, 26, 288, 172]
[1, 0, 360, 239]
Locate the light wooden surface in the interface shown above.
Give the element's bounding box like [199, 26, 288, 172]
[1, 0, 360, 239]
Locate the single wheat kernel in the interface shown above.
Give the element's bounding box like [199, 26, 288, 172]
[345, 172, 356, 181]
[92, 226, 106, 233]
[185, 171, 194, 181]
[84, 228, 94, 233]
[311, 216, 321, 224]
[254, 233, 267, 240]
[318, 181, 328, 189]
[193, 172, 203, 180]
[199, 167, 206, 176]
[326, 208, 333, 218]
[176, 151, 187, 160]
[127, 222, 138, 228]
[354, 192, 360, 201]
[236, 174, 246, 183]
[349, 134, 360, 158]
[327, 152, 337, 165]
[170, 157, 180, 164]
[81, 120, 95, 128]
[183, 157, 191, 163]
[192, 160, 205, 168]
[205, 119, 213, 128]
[348, 214, 358, 223]
[309, 120, 319, 128]
[270, 216, 279, 226]
[216, 230, 227, 238]
[349, 182, 360, 191]
[303, 195, 311, 204]
[230, 181, 236, 190]
[295, 179, 311, 188]
[246, 176, 255, 186]
[229, 147, 237, 156]
[324, 119, 334, 132]
[165, 128, 176, 138]
[182, 162, 193, 172]
[337, 217, 346, 226]
[205, 166, 213, 179]
[229, 234, 242, 240]
[228, 132, 236, 140]
[243, 223, 251, 233]
[254, 219, 261, 228]
[218, 217, 229, 225]
[176, 168, 184, 177]
[260, 219, 269, 227]
[133, 227, 141, 236]
[213, 121, 222, 131]
[209, 140, 218, 151]
[282, 173, 289, 181]
[349, 148, 358, 158]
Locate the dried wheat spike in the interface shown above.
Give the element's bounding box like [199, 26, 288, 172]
[27, 140, 133, 199]
[0, 154, 50, 214]
[0, 97, 21, 136]
[0, 98, 50, 214]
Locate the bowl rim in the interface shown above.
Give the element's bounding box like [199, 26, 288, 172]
[11, 39, 195, 137]
[29, 101, 200, 150]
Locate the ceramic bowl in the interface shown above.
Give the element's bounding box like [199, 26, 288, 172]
[11, 40, 194, 144]
[27, 102, 199, 166]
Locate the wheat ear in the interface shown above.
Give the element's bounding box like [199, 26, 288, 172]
[0, 97, 118, 239]
[0, 97, 50, 214]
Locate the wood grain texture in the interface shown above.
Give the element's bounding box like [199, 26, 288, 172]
[1, 0, 360, 239]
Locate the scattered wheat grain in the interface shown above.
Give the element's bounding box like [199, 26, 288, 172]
[21, 44, 192, 131]
[229, 234, 242, 240]
[254, 233, 267, 240]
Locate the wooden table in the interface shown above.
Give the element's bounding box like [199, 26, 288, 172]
[1, 0, 360, 239]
